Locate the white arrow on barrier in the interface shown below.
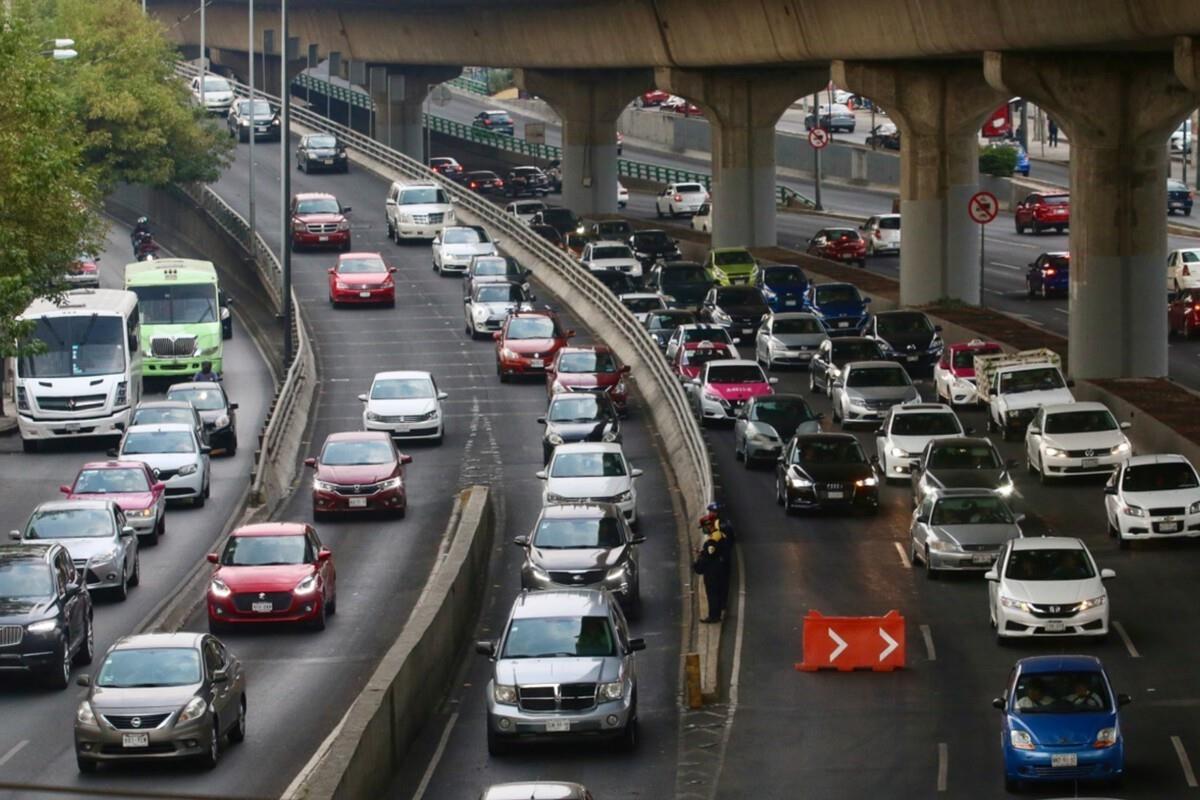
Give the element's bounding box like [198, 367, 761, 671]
[828, 628, 847, 662]
[879, 627, 899, 661]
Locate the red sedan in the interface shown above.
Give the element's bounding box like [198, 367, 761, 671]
[494, 310, 574, 382]
[806, 227, 867, 267]
[1169, 289, 1200, 338]
[60, 461, 166, 545]
[305, 431, 412, 520]
[637, 90, 669, 108]
[328, 252, 396, 307]
[206, 522, 337, 632]
[291, 192, 352, 251]
[546, 346, 631, 414]
[1014, 192, 1070, 235]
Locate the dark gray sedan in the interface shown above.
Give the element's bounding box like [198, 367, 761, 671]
[910, 437, 1017, 509]
[539, 393, 621, 465]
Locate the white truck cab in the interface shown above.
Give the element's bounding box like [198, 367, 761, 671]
[976, 349, 1074, 441]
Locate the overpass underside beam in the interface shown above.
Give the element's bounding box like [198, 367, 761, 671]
[368, 65, 462, 163]
[986, 51, 1200, 379]
[656, 67, 825, 248]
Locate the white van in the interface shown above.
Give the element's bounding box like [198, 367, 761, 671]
[385, 180, 455, 242]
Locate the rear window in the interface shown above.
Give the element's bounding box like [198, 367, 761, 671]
[676, 184, 704, 193]
[1042, 194, 1070, 205]
[663, 266, 710, 284]
[952, 346, 1001, 369]
[707, 364, 766, 384]
[592, 245, 633, 260]
[824, 229, 860, 241]
[877, 217, 901, 230]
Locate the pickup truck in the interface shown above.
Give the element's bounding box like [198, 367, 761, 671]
[975, 349, 1074, 440]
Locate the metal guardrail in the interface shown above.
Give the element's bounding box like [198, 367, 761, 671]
[448, 75, 489, 95]
[177, 61, 714, 517]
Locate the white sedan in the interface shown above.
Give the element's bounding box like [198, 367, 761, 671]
[986, 537, 1113, 643]
[1025, 402, 1131, 483]
[1167, 248, 1200, 292]
[655, 182, 708, 218]
[359, 371, 447, 444]
[432, 226, 498, 275]
[537, 442, 643, 526]
[117, 424, 211, 507]
[1104, 454, 1200, 547]
[874, 403, 964, 482]
[580, 241, 642, 280]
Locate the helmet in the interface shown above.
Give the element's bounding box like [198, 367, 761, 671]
[136, 216, 149, 226]
[706, 502, 722, 513]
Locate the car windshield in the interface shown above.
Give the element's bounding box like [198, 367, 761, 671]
[122, 431, 196, 454]
[824, 229, 860, 241]
[633, 231, 672, 248]
[596, 223, 630, 237]
[241, 100, 271, 115]
[502, 616, 616, 659]
[18, 316, 125, 378]
[473, 258, 513, 276]
[1014, 671, 1111, 714]
[683, 347, 732, 367]
[476, 284, 525, 303]
[337, 258, 387, 274]
[930, 496, 1012, 525]
[648, 312, 694, 331]
[97, 648, 202, 688]
[663, 266, 710, 284]
[166, 386, 226, 411]
[321, 440, 394, 465]
[133, 284, 218, 325]
[74, 468, 149, 494]
[0, 561, 53, 599]
[221, 535, 313, 566]
[773, 317, 823, 334]
[295, 198, 340, 215]
[1169, 180, 1189, 192]
[507, 317, 556, 339]
[202, 77, 230, 92]
[485, 113, 511, 123]
[713, 250, 751, 266]
[1005, 548, 1094, 581]
[683, 328, 733, 345]
[927, 444, 1000, 469]
[550, 452, 627, 478]
[763, 266, 806, 285]
[877, 217, 901, 230]
[558, 351, 617, 373]
[891, 412, 960, 436]
[847, 366, 910, 387]
[26, 508, 112, 539]
[307, 135, 337, 149]
[716, 287, 764, 305]
[1122, 462, 1200, 492]
[1044, 409, 1118, 434]
[831, 341, 883, 363]
[592, 246, 632, 260]
[548, 396, 605, 423]
[444, 228, 487, 245]
[1042, 194, 1070, 205]
[677, 184, 704, 194]
[791, 439, 866, 465]
[513, 202, 544, 214]
[540, 209, 573, 225]
[815, 285, 860, 304]
[399, 188, 446, 205]
[623, 297, 664, 313]
[708, 365, 766, 384]
[1001, 367, 1066, 393]
[952, 346, 1001, 369]
[370, 378, 434, 400]
[533, 517, 624, 549]
[751, 397, 816, 427]
[877, 313, 933, 335]
[132, 407, 193, 427]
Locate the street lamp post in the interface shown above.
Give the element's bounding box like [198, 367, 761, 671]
[280, 0, 292, 365]
[247, 0, 255, 249]
[198, 0, 206, 108]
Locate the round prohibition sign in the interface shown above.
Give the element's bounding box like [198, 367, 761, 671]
[968, 190, 1000, 224]
[808, 127, 830, 150]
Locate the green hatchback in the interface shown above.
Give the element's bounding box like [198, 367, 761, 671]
[707, 247, 758, 286]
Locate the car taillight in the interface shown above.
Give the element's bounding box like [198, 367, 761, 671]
[496, 179, 504, 187]
[469, 182, 478, 189]
[1193, 304, 1200, 312]
[1044, 268, 1056, 276]
[674, 194, 682, 202]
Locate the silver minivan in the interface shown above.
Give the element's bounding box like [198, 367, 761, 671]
[476, 589, 643, 754]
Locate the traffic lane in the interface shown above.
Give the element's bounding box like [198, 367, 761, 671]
[713, 361, 1200, 797]
[0, 222, 272, 789]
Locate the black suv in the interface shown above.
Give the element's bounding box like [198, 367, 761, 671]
[505, 166, 551, 198]
[628, 229, 682, 269]
[0, 543, 93, 688]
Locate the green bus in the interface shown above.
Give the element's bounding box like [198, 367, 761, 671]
[123, 258, 223, 377]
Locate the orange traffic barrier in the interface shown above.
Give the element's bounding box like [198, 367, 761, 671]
[795, 610, 906, 672]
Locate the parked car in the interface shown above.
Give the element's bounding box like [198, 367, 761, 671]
[1025, 251, 1069, 298]
[806, 227, 867, 267]
[305, 431, 412, 520]
[227, 98, 280, 142]
[472, 110, 514, 135]
[14, 500, 139, 600]
[326, 252, 396, 308]
[1014, 192, 1069, 235]
[1104, 454, 1200, 546]
[860, 214, 901, 256]
[290, 192, 352, 251]
[734, 393, 822, 466]
[910, 489, 1023, 576]
[1168, 178, 1194, 216]
[774, 433, 879, 514]
[296, 133, 348, 173]
[655, 182, 708, 218]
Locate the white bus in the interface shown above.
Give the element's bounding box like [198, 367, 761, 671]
[13, 289, 143, 452]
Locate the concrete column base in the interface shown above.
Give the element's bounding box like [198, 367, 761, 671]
[368, 65, 462, 163]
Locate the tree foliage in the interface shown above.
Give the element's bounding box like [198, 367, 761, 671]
[979, 144, 1019, 178]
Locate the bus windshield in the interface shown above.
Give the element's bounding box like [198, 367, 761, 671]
[132, 284, 218, 325]
[19, 316, 125, 378]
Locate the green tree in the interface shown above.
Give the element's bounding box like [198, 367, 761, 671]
[979, 143, 1019, 177]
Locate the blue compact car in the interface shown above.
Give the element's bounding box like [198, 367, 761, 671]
[755, 264, 810, 312]
[995, 655, 1129, 792]
[1025, 252, 1069, 298]
[803, 282, 871, 335]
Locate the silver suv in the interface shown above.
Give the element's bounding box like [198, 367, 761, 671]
[476, 589, 643, 755]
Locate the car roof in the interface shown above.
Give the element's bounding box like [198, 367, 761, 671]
[33, 499, 115, 513]
[510, 588, 613, 619]
[1041, 402, 1109, 415]
[372, 370, 433, 382]
[660, 260, 705, 269]
[683, 341, 731, 351]
[551, 442, 624, 456]
[124, 423, 196, 435]
[1009, 536, 1084, 551]
[1038, 251, 1070, 258]
[558, 345, 612, 356]
[751, 392, 807, 403]
[539, 502, 621, 520]
[112, 632, 204, 651]
[231, 522, 309, 537]
[928, 487, 1008, 500]
[875, 309, 929, 318]
[1016, 654, 1103, 674]
[846, 360, 905, 370]
[893, 403, 954, 414]
[946, 340, 1002, 352]
[78, 460, 151, 471]
[483, 783, 589, 800]
[590, 240, 629, 248]
[707, 359, 759, 368]
[815, 282, 857, 290]
[294, 192, 336, 201]
[929, 436, 995, 449]
[135, 400, 196, 410]
[1124, 453, 1191, 467]
[168, 382, 225, 395]
[323, 430, 393, 443]
[0, 543, 56, 560]
[338, 252, 385, 261]
[619, 293, 662, 300]
[711, 247, 750, 254]
[507, 310, 557, 320]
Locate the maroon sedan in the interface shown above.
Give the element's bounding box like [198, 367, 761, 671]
[305, 431, 412, 520]
[1170, 289, 1200, 338]
[494, 310, 574, 382]
[328, 252, 396, 307]
[546, 346, 631, 415]
[291, 192, 352, 251]
[806, 227, 867, 267]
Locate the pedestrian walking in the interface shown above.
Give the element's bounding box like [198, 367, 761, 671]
[693, 511, 732, 623]
[1048, 118, 1059, 147]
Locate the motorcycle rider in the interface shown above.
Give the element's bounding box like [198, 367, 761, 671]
[130, 217, 152, 253]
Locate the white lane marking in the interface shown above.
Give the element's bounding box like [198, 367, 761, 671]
[937, 742, 949, 792]
[412, 711, 460, 800]
[1174, 735, 1199, 788]
[990, 262, 1024, 271]
[1053, 308, 1070, 315]
[879, 628, 899, 661]
[1112, 620, 1142, 658]
[893, 541, 911, 569]
[921, 624, 937, 661]
[984, 289, 1007, 296]
[0, 740, 28, 768]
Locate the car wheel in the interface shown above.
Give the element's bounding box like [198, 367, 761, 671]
[486, 726, 511, 757]
[228, 697, 247, 744]
[669, 204, 677, 218]
[497, 362, 509, 383]
[76, 754, 96, 774]
[1032, 222, 1043, 235]
[1038, 456, 1050, 485]
[925, 547, 939, 580]
[1055, 226, 1065, 234]
[112, 566, 128, 602]
[44, 635, 71, 689]
[73, 615, 94, 666]
[227, 436, 238, 457]
[1026, 280, 1035, 298]
[197, 719, 220, 770]
[1118, 534, 1130, 550]
[309, 596, 327, 631]
[734, 440, 744, 461]
[808, 371, 817, 392]
[1014, 219, 1025, 235]
[617, 716, 639, 753]
[395, 505, 407, 520]
[298, 159, 305, 173]
[128, 551, 140, 587]
[21, 438, 39, 454]
[195, 490, 206, 508]
[775, 478, 785, 506]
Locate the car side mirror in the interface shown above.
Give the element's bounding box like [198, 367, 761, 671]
[628, 637, 646, 653]
[992, 697, 1006, 710]
[475, 640, 496, 657]
[963, 426, 975, 435]
[492, 332, 502, 341]
[388, 267, 397, 274]
[1119, 421, 1132, 430]
[984, 569, 999, 582]
[1005, 459, 1018, 469]
[1027, 426, 1040, 435]
[121, 526, 136, 538]
[317, 548, 332, 562]
[200, 445, 212, 454]
[206, 553, 219, 564]
[1066, 379, 1076, 388]
[400, 454, 413, 465]
[8, 530, 20, 541]
[1100, 568, 1116, 580]
[620, 365, 631, 374]
[342, 206, 352, 214]
[106, 448, 119, 458]
[59, 485, 71, 494]
[567, 330, 576, 338]
[1117, 693, 1132, 707]
[916, 514, 930, 524]
[438, 392, 448, 400]
[933, 325, 943, 333]
[327, 268, 335, 274]
[513, 535, 530, 547]
[536, 416, 546, 424]
[535, 470, 548, 480]
[1014, 513, 1026, 524]
[988, 387, 997, 396]
[768, 377, 779, 385]
[229, 403, 238, 411]
[385, 198, 396, 206]
[357, 393, 368, 402]
[76, 674, 91, 687]
[212, 668, 229, 684]
[631, 468, 644, 478]
[1103, 485, 1117, 495]
[304, 457, 317, 467]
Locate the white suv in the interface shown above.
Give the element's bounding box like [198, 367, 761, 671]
[385, 181, 455, 242]
[580, 241, 642, 279]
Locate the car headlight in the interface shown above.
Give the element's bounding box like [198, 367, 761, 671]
[787, 472, 814, 489]
[550, 380, 566, 393]
[614, 381, 628, 395]
[313, 478, 336, 492]
[927, 539, 956, 552]
[748, 432, 775, 444]
[378, 476, 403, 491]
[545, 492, 568, 503]
[294, 574, 319, 596]
[528, 564, 550, 582]
[493, 684, 517, 705]
[847, 396, 868, 409]
[1094, 726, 1119, 749]
[473, 307, 489, 321]
[1189, 501, 1200, 515]
[398, 212, 414, 223]
[1078, 595, 1106, 611]
[1122, 504, 1146, 517]
[602, 430, 619, 443]
[929, 336, 944, 352]
[178, 696, 208, 724]
[26, 619, 57, 634]
[855, 477, 878, 488]
[599, 680, 625, 701]
[995, 480, 1014, 497]
[1000, 596, 1032, 613]
[703, 388, 730, 407]
[177, 463, 198, 476]
[214, 415, 231, 430]
[90, 547, 120, 564]
[500, 347, 519, 360]
[209, 577, 231, 597]
[200, 345, 220, 356]
[713, 310, 732, 325]
[547, 433, 565, 445]
[125, 507, 155, 518]
[272, 118, 280, 126]
[1112, 441, 1131, 455]
[74, 700, 98, 726]
[613, 490, 634, 503]
[889, 447, 908, 458]
[337, 219, 351, 231]
[365, 411, 382, 422]
[1043, 447, 1066, 458]
[417, 409, 438, 421]
[1009, 729, 1035, 751]
[1006, 409, 1022, 418]
[606, 565, 627, 582]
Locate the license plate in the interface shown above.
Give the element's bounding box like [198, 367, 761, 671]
[122, 734, 149, 748]
[1171, 202, 1183, 208]
[251, 601, 273, 613]
[348, 497, 368, 508]
[1159, 521, 1181, 532]
[1051, 753, 1078, 768]
[319, 235, 329, 242]
[529, 359, 544, 368]
[841, 253, 854, 260]
[907, 355, 919, 362]
[64, 422, 80, 433]
[1044, 620, 1066, 632]
[826, 491, 844, 499]
[785, 299, 797, 306]
[545, 720, 570, 732]
[972, 553, 993, 565]
[323, 159, 334, 165]
[742, 328, 754, 336]
[360, 291, 371, 298]
[837, 321, 850, 328]
[1081, 458, 1099, 468]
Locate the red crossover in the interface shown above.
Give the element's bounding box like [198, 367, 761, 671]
[328, 252, 396, 307]
[806, 227, 867, 267]
[60, 461, 166, 545]
[291, 192, 352, 251]
[637, 90, 670, 108]
[1014, 192, 1070, 235]
[672, 340, 735, 383]
[1169, 289, 1200, 338]
[546, 345, 632, 414]
[494, 310, 574, 382]
[305, 431, 412, 519]
[206, 522, 337, 631]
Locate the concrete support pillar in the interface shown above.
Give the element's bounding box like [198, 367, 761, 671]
[656, 68, 824, 248]
[834, 61, 1004, 306]
[516, 69, 652, 217]
[986, 52, 1200, 378]
[367, 65, 461, 162]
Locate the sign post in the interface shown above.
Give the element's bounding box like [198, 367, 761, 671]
[808, 126, 829, 211]
[967, 190, 1000, 308]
